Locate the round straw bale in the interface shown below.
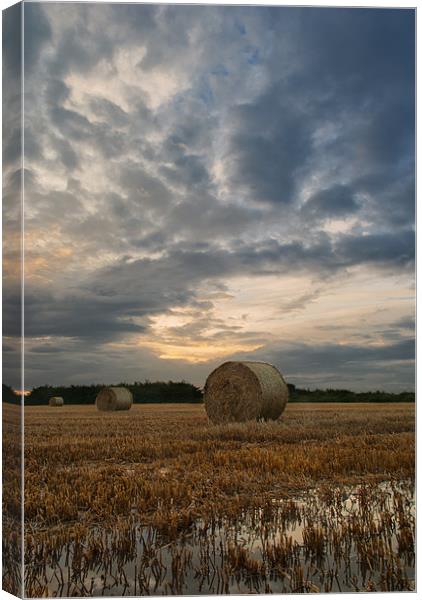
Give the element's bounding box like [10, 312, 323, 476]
[96, 387, 133, 411]
[49, 396, 64, 407]
[204, 361, 288, 423]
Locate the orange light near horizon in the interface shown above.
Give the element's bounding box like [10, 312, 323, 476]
[141, 340, 264, 363]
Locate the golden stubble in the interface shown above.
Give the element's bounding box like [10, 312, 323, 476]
[14, 402, 414, 596]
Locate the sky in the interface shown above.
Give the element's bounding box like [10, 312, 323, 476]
[2, 3, 415, 391]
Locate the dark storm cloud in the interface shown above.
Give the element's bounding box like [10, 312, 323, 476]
[49, 106, 94, 142]
[297, 8, 414, 96]
[46, 6, 116, 78]
[23, 2, 52, 70]
[2, 123, 22, 168]
[159, 152, 210, 189]
[335, 229, 414, 270]
[191, 230, 415, 275]
[45, 78, 70, 107]
[221, 7, 414, 216]
[48, 104, 129, 162]
[245, 338, 415, 390]
[108, 3, 158, 46]
[29, 345, 62, 354]
[301, 185, 359, 221]
[225, 87, 312, 205]
[119, 165, 173, 211]
[360, 97, 414, 170]
[23, 289, 146, 342]
[3, 2, 21, 74]
[2, 289, 21, 340]
[3, 3, 22, 173]
[88, 97, 129, 128]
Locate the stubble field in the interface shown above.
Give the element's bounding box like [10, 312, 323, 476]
[4, 402, 415, 595]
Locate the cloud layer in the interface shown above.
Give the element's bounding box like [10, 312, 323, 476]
[3, 4, 414, 390]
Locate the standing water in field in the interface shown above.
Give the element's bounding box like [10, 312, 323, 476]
[24, 479, 414, 596]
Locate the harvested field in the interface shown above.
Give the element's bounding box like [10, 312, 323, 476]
[9, 402, 416, 595]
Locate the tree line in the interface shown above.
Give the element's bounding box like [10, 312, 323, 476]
[2, 382, 414, 405]
[287, 384, 415, 403]
[4, 381, 203, 405]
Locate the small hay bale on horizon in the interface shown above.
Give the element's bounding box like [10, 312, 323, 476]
[49, 396, 64, 407]
[204, 361, 289, 424]
[96, 387, 133, 412]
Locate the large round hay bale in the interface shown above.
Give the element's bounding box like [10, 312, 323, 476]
[96, 387, 133, 412]
[49, 396, 64, 407]
[204, 361, 289, 424]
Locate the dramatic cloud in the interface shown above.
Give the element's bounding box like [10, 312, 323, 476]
[301, 185, 360, 221]
[3, 4, 414, 390]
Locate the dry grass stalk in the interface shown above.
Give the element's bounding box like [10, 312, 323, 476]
[204, 361, 289, 423]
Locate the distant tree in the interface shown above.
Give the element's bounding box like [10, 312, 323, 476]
[2, 384, 19, 404]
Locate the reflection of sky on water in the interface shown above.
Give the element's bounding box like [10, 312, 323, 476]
[38, 480, 414, 596]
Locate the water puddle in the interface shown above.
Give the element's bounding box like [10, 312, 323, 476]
[25, 479, 415, 596]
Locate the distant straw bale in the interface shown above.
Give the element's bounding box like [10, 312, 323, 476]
[49, 396, 64, 407]
[204, 361, 289, 424]
[96, 387, 133, 412]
